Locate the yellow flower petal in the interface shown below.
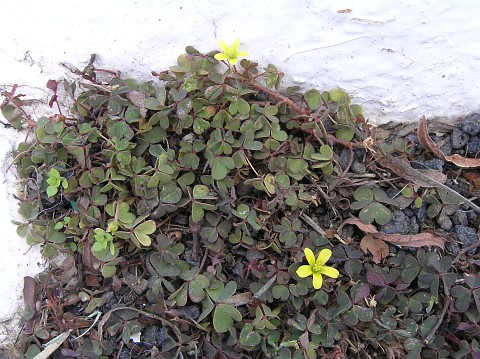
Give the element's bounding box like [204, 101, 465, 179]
[217, 40, 230, 53]
[312, 272, 323, 289]
[316, 248, 332, 266]
[296, 265, 313, 278]
[304, 248, 316, 267]
[214, 53, 229, 61]
[232, 38, 240, 52]
[319, 265, 339, 279]
[228, 58, 238, 65]
[236, 51, 249, 58]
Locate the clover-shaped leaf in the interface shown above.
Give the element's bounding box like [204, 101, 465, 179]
[351, 186, 393, 225]
[304, 89, 322, 110]
[213, 303, 242, 333]
[239, 323, 262, 348]
[133, 220, 156, 246]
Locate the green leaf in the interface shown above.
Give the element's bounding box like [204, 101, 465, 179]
[304, 89, 322, 110]
[189, 274, 210, 303]
[193, 118, 210, 134]
[102, 265, 116, 278]
[192, 202, 205, 223]
[211, 158, 228, 180]
[271, 122, 288, 141]
[160, 184, 182, 204]
[336, 126, 355, 141]
[451, 285, 471, 312]
[213, 304, 242, 333]
[360, 202, 392, 225]
[47, 186, 58, 197]
[133, 220, 156, 246]
[239, 323, 261, 347]
[193, 184, 209, 199]
[237, 98, 250, 115]
[354, 186, 374, 201]
[311, 145, 333, 161]
[329, 88, 348, 103]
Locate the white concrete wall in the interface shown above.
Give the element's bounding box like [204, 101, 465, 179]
[0, 0, 479, 346]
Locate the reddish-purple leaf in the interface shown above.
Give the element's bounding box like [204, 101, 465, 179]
[354, 283, 371, 303]
[366, 270, 386, 287]
[46, 79, 58, 93]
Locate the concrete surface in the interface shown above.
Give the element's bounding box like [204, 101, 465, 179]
[0, 0, 479, 348]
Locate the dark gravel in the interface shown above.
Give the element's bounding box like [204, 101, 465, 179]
[379, 210, 419, 235]
[467, 136, 480, 156]
[452, 211, 469, 226]
[461, 113, 480, 136]
[455, 225, 478, 254]
[451, 128, 470, 149]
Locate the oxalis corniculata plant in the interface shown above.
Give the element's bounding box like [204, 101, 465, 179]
[2, 39, 480, 358]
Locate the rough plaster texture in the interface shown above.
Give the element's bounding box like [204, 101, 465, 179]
[0, 0, 479, 348]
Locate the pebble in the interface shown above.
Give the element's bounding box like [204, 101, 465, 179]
[455, 225, 478, 254]
[437, 213, 453, 231]
[339, 148, 350, 171]
[351, 160, 366, 174]
[178, 305, 201, 320]
[143, 326, 160, 346]
[440, 141, 452, 156]
[379, 210, 419, 235]
[461, 113, 480, 136]
[466, 210, 477, 223]
[452, 211, 469, 226]
[467, 136, 480, 157]
[422, 158, 445, 172]
[451, 128, 470, 149]
[156, 326, 169, 347]
[413, 203, 427, 224]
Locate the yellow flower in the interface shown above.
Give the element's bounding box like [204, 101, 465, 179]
[296, 248, 339, 289]
[214, 39, 249, 65]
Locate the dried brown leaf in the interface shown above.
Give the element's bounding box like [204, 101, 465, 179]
[373, 232, 444, 250]
[418, 115, 480, 168]
[444, 154, 480, 168]
[360, 235, 389, 263]
[337, 217, 378, 235]
[416, 169, 447, 184]
[377, 153, 480, 212]
[465, 171, 480, 188]
[23, 276, 36, 311]
[340, 216, 445, 250]
[417, 116, 446, 160]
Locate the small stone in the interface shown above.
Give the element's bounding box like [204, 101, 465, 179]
[440, 141, 452, 156]
[178, 305, 201, 320]
[143, 326, 160, 346]
[452, 211, 468, 226]
[414, 203, 427, 224]
[455, 225, 478, 254]
[256, 90, 269, 102]
[422, 158, 445, 172]
[156, 326, 169, 347]
[339, 148, 350, 171]
[466, 210, 477, 223]
[451, 128, 470, 149]
[379, 210, 419, 235]
[351, 160, 366, 174]
[354, 148, 367, 159]
[437, 214, 452, 231]
[461, 113, 480, 136]
[467, 136, 480, 157]
[403, 208, 414, 217]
